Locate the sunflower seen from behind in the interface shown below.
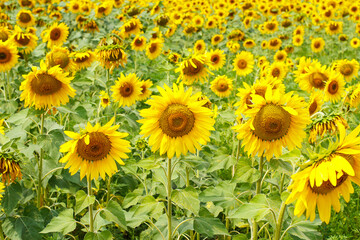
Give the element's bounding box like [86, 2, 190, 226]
[138, 83, 215, 159]
[111, 73, 142, 107]
[46, 46, 74, 72]
[20, 61, 76, 110]
[59, 118, 131, 180]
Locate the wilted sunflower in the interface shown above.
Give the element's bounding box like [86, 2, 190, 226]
[11, 26, 38, 55]
[0, 151, 22, 184]
[20, 61, 76, 110]
[99, 90, 110, 108]
[138, 79, 153, 101]
[138, 83, 215, 159]
[324, 71, 345, 103]
[70, 50, 96, 71]
[131, 36, 147, 51]
[145, 39, 163, 60]
[111, 73, 142, 107]
[16, 9, 35, 28]
[0, 182, 4, 200]
[0, 41, 18, 72]
[308, 91, 324, 116]
[59, 118, 131, 180]
[175, 54, 212, 85]
[234, 87, 310, 160]
[311, 37, 325, 53]
[83, 20, 100, 33]
[332, 59, 359, 82]
[206, 49, 226, 70]
[210, 75, 233, 97]
[46, 46, 74, 72]
[287, 124, 360, 224]
[42, 22, 69, 48]
[233, 51, 254, 77]
[122, 18, 142, 38]
[97, 43, 127, 71]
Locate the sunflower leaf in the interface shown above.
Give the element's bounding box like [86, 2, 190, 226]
[75, 190, 95, 215]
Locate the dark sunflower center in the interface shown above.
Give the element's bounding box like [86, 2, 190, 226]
[214, 36, 220, 42]
[309, 100, 318, 115]
[216, 81, 228, 92]
[21, 0, 31, 6]
[270, 39, 279, 46]
[74, 55, 89, 63]
[211, 55, 219, 64]
[15, 35, 30, 46]
[329, 23, 338, 31]
[30, 73, 62, 96]
[272, 68, 281, 77]
[253, 104, 291, 141]
[340, 64, 353, 76]
[310, 173, 348, 194]
[98, 7, 106, 13]
[196, 44, 202, 50]
[108, 49, 122, 61]
[314, 41, 321, 48]
[125, 22, 137, 32]
[120, 82, 133, 97]
[102, 98, 109, 104]
[277, 54, 284, 61]
[149, 43, 157, 53]
[159, 103, 195, 138]
[310, 72, 327, 89]
[77, 132, 111, 161]
[50, 28, 61, 41]
[328, 80, 338, 94]
[19, 12, 31, 23]
[135, 39, 143, 46]
[237, 59, 247, 69]
[0, 48, 10, 63]
[266, 23, 276, 30]
[73, 4, 79, 10]
[183, 59, 203, 76]
[325, 10, 331, 17]
[141, 85, 146, 94]
[48, 52, 69, 69]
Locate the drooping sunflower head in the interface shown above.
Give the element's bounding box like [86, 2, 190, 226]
[332, 59, 359, 82]
[20, 61, 76, 110]
[232, 51, 255, 77]
[210, 75, 233, 98]
[206, 49, 226, 70]
[83, 20, 100, 33]
[175, 54, 212, 85]
[111, 72, 142, 107]
[70, 50, 96, 71]
[59, 118, 131, 180]
[16, 9, 35, 28]
[0, 151, 22, 185]
[138, 83, 215, 158]
[46, 46, 74, 72]
[97, 44, 127, 71]
[131, 35, 147, 51]
[145, 38, 164, 60]
[138, 79, 153, 101]
[42, 22, 69, 48]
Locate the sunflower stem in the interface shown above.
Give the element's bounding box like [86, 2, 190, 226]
[37, 112, 45, 208]
[87, 178, 94, 233]
[274, 201, 287, 240]
[106, 175, 111, 205]
[185, 166, 190, 187]
[167, 157, 172, 240]
[251, 156, 264, 240]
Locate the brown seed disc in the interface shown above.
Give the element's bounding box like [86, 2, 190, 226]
[183, 59, 203, 76]
[310, 72, 327, 89]
[134, 39, 143, 46]
[253, 104, 291, 141]
[309, 100, 318, 115]
[327, 80, 339, 94]
[216, 81, 228, 92]
[159, 103, 195, 138]
[149, 43, 157, 53]
[77, 132, 111, 161]
[50, 28, 61, 41]
[211, 54, 219, 64]
[237, 59, 247, 69]
[340, 64, 353, 76]
[120, 82, 133, 97]
[30, 73, 62, 96]
[19, 12, 31, 23]
[0, 47, 11, 63]
[272, 68, 281, 77]
[310, 173, 347, 195]
[74, 55, 90, 63]
[15, 35, 30, 46]
[125, 22, 137, 32]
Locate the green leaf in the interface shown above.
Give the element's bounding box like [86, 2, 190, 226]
[193, 217, 229, 237]
[100, 200, 127, 230]
[133, 195, 165, 219]
[234, 158, 261, 183]
[136, 157, 161, 170]
[40, 209, 76, 235]
[2, 182, 22, 214]
[75, 190, 96, 215]
[288, 218, 322, 240]
[84, 230, 113, 240]
[172, 186, 200, 215]
[228, 194, 271, 221]
[3, 216, 43, 240]
[199, 181, 238, 209]
[208, 154, 236, 172]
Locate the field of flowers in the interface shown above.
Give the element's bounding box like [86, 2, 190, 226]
[1, 0, 360, 239]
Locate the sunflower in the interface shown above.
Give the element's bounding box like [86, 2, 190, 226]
[165, 24, 177, 38]
[267, 61, 288, 80]
[59, 118, 131, 180]
[11, 26, 38, 55]
[0, 41, 18, 72]
[138, 83, 215, 159]
[122, 18, 143, 38]
[263, 20, 278, 34]
[326, 21, 343, 35]
[0, 27, 11, 42]
[95, 1, 113, 18]
[156, 14, 170, 27]
[211, 34, 224, 46]
[210, 75, 233, 97]
[233, 51, 254, 77]
[68, 1, 80, 13]
[131, 35, 147, 51]
[324, 71, 345, 103]
[19, 0, 35, 8]
[20, 61, 76, 110]
[286, 124, 360, 224]
[292, 35, 304, 46]
[274, 50, 287, 62]
[138, 80, 153, 101]
[268, 37, 282, 50]
[145, 39, 163, 60]
[0, 119, 4, 135]
[168, 52, 181, 64]
[311, 37, 325, 53]
[99, 90, 110, 108]
[206, 49, 226, 70]
[194, 40, 206, 54]
[293, 25, 305, 36]
[0, 182, 4, 201]
[111, 73, 142, 107]
[97, 44, 127, 71]
[234, 87, 310, 160]
[16, 9, 35, 28]
[0, 151, 22, 185]
[42, 22, 69, 48]
[70, 50, 96, 71]
[293, 57, 318, 83]
[46, 46, 74, 72]
[83, 20, 99, 33]
[243, 39, 256, 49]
[308, 91, 324, 116]
[261, 40, 268, 49]
[332, 59, 359, 82]
[350, 38, 360, 48]
[298, 62, 330, 92]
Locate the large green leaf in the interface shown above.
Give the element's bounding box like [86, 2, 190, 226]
[2, 182, 22, 214]
[75, 190, 96, 215]
[199, 181, 238, 210]
[3, 216, 43, 240]
[228, 194, 271, 221]
[40, 209, 76, 235]
[171, 186, 200, 215]
[84, 230, 113, 240]
[193, 217, 229, 237]
[100, 200, 127, 230]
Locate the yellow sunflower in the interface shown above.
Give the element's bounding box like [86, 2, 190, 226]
[324, 71, 346, 103]
[286, 124, 360, 224]
[243, 39, 256, 49]
[210, 75, 233, 97]
[0, 182, 4, 201]
[99, 90, 110, 108]
[95, 1, 113, 18]
[20, 61, 76, 110]
[121, 18, 143, 38]
[138, 79, 153, 101]
[268, 37, 282, 51]
[292, 35, 304, 46]
[298, 61, 330, 92]
[311, 37, 325, 53]
[11, 26, 38, 55]
[350, 38, 360, 48]
[16, 9, 35, 28]
[138, 83, 215, 159]
[111, 73, 142, 107]
[234, 87, 310, 160]
[206, 49, 226, 70]
[0, 151, 22, 184]
[0, 119, 4, 135]
[131, 35, 147, 51]
[0, 41, 18, 72]
[266, 61, 288, 80]
[194, 40, 206, 54]
[0, 27, 11, 42]
[42, 22, 69, 48]
[145, 39, 163, 60]
[211, 34, 224, 46]
[326, 21, 343, 35]
[233, 51, 254, 77]
[175, 54, 212, 85]
[59, 118, 131, 180]
[70, 50, 96, 71]
[308, 91, 324, 116]
[332, 59, 359, 82]
[308, 114, 348, 143]
[274, 50, 287, 62]
[46, 46, 75, 72]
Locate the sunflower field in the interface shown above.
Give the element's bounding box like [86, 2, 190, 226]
[1, 0, 360, 239]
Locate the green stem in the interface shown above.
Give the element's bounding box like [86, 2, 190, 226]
[37, 113, 45, 208]
[279, 174, 285, 194]
[274, 201, 287, 240]
[252, 156, 264, 240]
[185, 167, 190, 187]
[232, 139, 241, 178]
[106, 175, 111, 205]
[167, 157, 172, 240]
[88, 178, 94, 233]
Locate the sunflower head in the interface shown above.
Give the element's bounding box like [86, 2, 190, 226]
[70, 50, 96, 71]
[175, 54, 212, 85]
[99, 90, 110, 108]
[42, 22, 69, 48]
[145, 39, 164, 60]
[111, 73, 142, 107]
[0, 41, 18, 72]
[0, 151, 22, 185]
[46, 46, 74, 72]
[206, 49, 226, 70]
[210, 75, 233, 97]
[233, 51, 255, 77]
[16, 9, 35, 28]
